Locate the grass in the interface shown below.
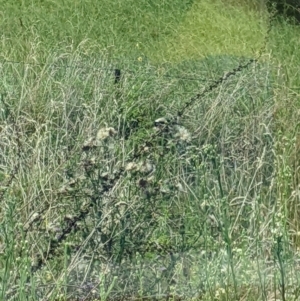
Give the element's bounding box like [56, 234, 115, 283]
[148, 0, 267, 62]
[1, 0, 300, 300]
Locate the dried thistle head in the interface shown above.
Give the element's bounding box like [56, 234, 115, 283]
[174, 125, 191, 142]
[96, 127, 117, 140]
[82, 137, 98, 151]
[125, 162, 138, 172]
[138, 160, 155, 174]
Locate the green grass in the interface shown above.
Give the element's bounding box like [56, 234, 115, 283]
[1, 0, 300, 300]
[0, 0, 267, 64]
[148, 0, 268, 63]
[0, 0, 193, 62]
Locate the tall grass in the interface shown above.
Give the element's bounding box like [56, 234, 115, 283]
[1, 0, 300, 300]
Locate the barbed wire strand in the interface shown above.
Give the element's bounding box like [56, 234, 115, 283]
[32, 8, 275, 269]
[4, 8, 276, 298]
[0, 58, 234, 84]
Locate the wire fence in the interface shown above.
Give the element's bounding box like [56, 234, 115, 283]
[1, 9, 291, 300]
[2, 49, 274, 253]
[0, 58, 213, 85]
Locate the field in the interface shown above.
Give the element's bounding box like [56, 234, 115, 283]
[1, 0, 300, 300]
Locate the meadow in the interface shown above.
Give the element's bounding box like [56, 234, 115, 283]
[1, 0, 300, 300]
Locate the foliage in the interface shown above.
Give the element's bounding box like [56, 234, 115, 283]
[0, 0, 300, 300]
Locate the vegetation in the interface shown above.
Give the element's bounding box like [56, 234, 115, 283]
[0, 0, 300, 300]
